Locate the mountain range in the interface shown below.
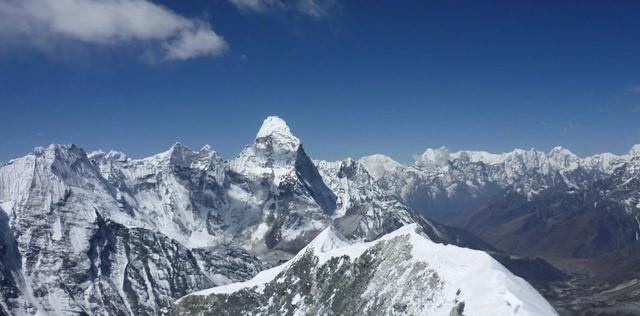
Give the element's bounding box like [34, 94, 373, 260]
[0, 116, 638, 315]
[363, 144, 640, 253]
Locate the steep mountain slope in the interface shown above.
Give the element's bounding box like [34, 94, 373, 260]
[358, 154, 405, 180]
[172, 224, 557, 316]
[228, 116, 337, 257]
[0, 144, 262, 315]
[460, 153, 640, 259]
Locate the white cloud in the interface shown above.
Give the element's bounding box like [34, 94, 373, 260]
[228, 0, 334, 17]
[0, 0, 228, 61]
[164, 25, 228, 60]
[229, 0, 282, 13]
[296, 0, 331, 17]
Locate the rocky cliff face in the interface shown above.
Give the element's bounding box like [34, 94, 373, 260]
[0, 143, 262, 315]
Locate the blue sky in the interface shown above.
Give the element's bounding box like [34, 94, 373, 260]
[1, 0, 639, 163]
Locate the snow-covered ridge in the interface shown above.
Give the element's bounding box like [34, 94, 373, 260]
[409, 145, 638, 172]
[360, 144, 638, 174]
[178, 224, 558, 316]
[175, 227, 352, 302]
[357, 144, 639, 210]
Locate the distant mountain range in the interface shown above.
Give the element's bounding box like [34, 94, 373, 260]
[361, 143, 640, 256]
[0, 116, 638, 315]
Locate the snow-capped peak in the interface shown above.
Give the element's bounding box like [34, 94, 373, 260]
[359, 154, 405, 180]
[158, 142, 189, 166]
[200, 144, 213, 152]
[415, 146, 451, 167]
[548, 146, 580, 170]
[629, 144, 640, 156]
[548, 146, 574, 155]
[232, 116, 301, 174]
[88, 149, 128, 163]
[254, 116, 300, 153]
[257, 116, 297, 140]
[136, 142, 221, 171]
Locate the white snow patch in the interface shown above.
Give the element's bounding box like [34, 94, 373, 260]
[187, 229, 220, 248]
[251, 222, 270, 242]
[211, 274, 233, 286]
[51, 217, 62, 241]
[69, 226, 86, 253]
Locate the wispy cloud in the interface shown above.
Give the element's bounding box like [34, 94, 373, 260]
[297, 0, 333, 17]
[0, 0, 227, 61]
[228, 0, 335, 18]
[229, 0, 282, 13]
[629, 85, 640, 93]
